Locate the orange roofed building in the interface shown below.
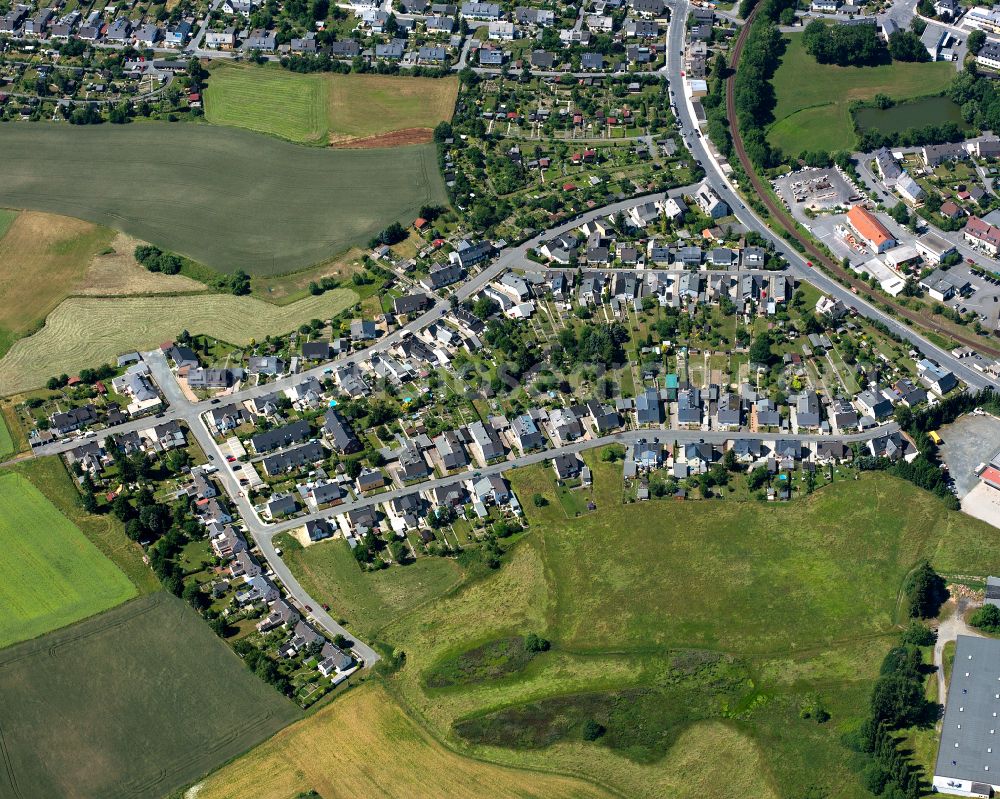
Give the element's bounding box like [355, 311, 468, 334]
[846, 205, 896, 253]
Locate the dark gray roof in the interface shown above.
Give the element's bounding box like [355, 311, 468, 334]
[935, 635, 1000, 783]
[250, 419, 311, 453]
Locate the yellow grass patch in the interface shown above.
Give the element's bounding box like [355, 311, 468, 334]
[78, 232, 205, 296]
[0, 289, 358, 394]
[190, 682, 610, 799]
[326, 74, 458, 143]
[0, 211, 111, 344]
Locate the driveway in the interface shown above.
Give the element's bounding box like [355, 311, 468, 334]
[935, 597, 982, 708]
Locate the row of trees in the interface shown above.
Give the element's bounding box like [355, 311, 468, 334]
[845, 623, 940, 799]
[732, 0, 797, 168]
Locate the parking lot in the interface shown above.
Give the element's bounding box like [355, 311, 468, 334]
[942, 263, 1000, 330]
[939, 412, 1000, 498]
[775, 167, 862, 224]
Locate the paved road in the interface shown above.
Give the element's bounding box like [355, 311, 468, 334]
[256, 421, 900, 536]
[935, 597, 981, 707]
[663, 0, 997, 392]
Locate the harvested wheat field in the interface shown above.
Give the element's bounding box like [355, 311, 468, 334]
[78, 232, 205, 296]
[189, 682, 611, 799]
[0, 289, 358, 394]
[0, 211, 112, 356]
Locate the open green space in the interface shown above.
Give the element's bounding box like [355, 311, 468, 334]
[204, 63, 329, 143]
[767, 34, 956, 155]
[0, 413, 12, 459]
[204, 64, 458, 145]
[0, 470, 136, 648]
[0, 124, 447, 274]
[0, 592, 300, 799]
[275, 461, 995, 798]
[10, 456, 159, 593]
[0, 288, 357, 395]
[281, 535, 466, 641]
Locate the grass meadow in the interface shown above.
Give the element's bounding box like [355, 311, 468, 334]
[0, 124, 447, 273]
[0, 211, 113, 358]
[766, 34, 956, 155]
[203, 64, 458, 146]
[0, 413, 12, 459]
[265, 459, 999, 799]
[0, 288, 358, 394]
[0, 592, 300, 799]
[188, 682, 608, 799]
[281, 533, 466, 641]
[0, 470, 136, 648]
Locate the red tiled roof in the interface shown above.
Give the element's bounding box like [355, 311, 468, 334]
[847, 205, 893, 248]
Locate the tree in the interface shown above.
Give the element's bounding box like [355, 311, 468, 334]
[532, 493, 547, 507]
[905, 561, 948, 618]
[582, 719, 606, 741]
[889, 202, 910, 226]
[183, 580, 209, 611]
[749, 332, 773, 366]
[870, 674, 926, 727]
[524, 633, 550, 652]
[888, 30, 930, 62]
[971, 603, 1000, 633]
[969, 28, 987, 54]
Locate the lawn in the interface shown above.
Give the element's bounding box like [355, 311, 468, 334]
[0, 288, 358, 394]
[189, 681, 608, 799]
[269, 465, 997, 799]
[0, 124, 448, 274]
[0, 412, 12, 459]
[204, 65, 458, 147]
[0, 470, 136, 648]
[767, 34, 957, 155]
[0, 592, 300, 799]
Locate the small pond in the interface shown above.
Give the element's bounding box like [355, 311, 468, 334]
[853, 95, 971, 136]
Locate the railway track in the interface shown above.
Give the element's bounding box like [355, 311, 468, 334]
[722, 9, 1000, 358]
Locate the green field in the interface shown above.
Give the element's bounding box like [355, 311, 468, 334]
[0, 592, 300, 799]
[205, 64, 329, 143]
[0, 124, 448, 274]
[282, 535, 466, 641]
[272, 461, 998, 799]
[767, 34, 957, 155]
[0, 471, 136, 648]
[0, 289, 358, 394]
[11, 456, 159, 593]
[0, 413, 12, 459]
[204, 64, 459, 145]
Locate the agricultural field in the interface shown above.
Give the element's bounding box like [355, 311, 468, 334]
[204, 63, 329, 143]
[0, 470, 135, 648]
[0, 592, 300, 799]
[0, 289, 358, 394]
[11, 456, 159, 593]
[0, 210, 113, 358]
[189, 682, 609, 799]
[203, 64, 458, 147]
[766, 34, 956, 155]
[273, 460, 998, 799]
[0, 124, 448, 274]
